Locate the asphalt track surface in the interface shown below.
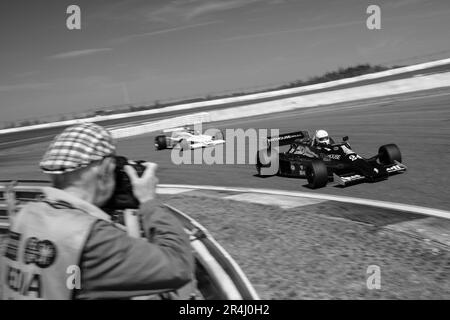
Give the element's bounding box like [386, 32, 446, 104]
[1, 87, 449, 212]
[121, 88, 450, 212]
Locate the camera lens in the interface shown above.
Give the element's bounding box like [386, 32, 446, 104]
[103, 155, 147, 210]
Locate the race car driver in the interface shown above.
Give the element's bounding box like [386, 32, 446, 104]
[312, 129, 331, 146]
[0, 123, 194, 300]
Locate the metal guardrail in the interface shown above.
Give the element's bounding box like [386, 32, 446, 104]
[165, 204, 259, 300]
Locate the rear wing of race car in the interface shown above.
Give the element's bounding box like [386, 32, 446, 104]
[267, 131, 310, 147]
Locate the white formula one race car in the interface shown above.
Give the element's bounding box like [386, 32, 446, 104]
[155, 127, 225, 151]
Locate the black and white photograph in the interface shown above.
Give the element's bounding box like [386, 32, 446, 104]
[0, 0, 449, 306]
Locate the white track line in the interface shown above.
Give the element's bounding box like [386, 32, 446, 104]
[158, 184, 450, 220]
[223, 193, 326, 209]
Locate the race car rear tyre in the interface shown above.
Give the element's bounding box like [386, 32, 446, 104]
[306, 160, 328, 189]
[378, 144, 401, 165]
[180, 139, 190, 151]
[155, 135, 167, 150]
[256, 148, 279, 176]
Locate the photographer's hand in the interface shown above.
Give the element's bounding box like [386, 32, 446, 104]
[124, 163, 159, 203]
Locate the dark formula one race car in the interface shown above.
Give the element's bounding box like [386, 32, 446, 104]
[256, 130, 407, 189]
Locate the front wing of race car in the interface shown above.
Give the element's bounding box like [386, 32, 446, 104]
[333, 161, 407, 186]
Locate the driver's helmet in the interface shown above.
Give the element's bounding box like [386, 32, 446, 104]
[314, 129, 330, 146]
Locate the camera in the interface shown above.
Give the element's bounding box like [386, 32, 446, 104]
[104, 155, 147, 210]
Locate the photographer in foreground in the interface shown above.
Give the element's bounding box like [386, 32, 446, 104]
[0, 123, 194, 300]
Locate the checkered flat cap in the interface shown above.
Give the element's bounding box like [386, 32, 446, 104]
[40, 122, 116, 174]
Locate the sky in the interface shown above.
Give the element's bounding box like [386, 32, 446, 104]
[1, 0, 450, 124]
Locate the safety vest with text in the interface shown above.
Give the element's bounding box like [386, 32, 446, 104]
[0, 199, 99, 300]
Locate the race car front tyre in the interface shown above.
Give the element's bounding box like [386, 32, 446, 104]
[155, 135, 167, 150]
[256, 148, 279, 176]
[306, 160, 328, 189]
[378, 144, 402, 165]
[180, 139, 190, 151]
